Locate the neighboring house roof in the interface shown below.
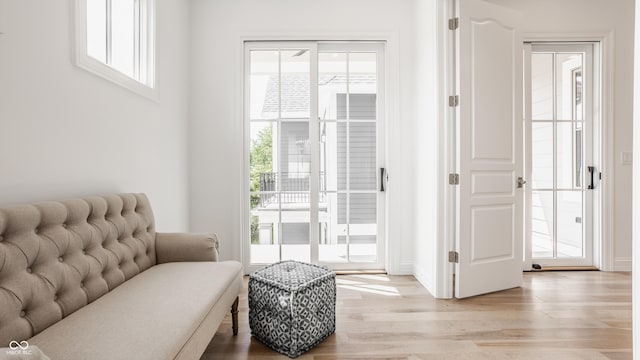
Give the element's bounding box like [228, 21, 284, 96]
[261, 74, 376, 116]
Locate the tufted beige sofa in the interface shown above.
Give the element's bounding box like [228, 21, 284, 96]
[0, 193, 243, 360]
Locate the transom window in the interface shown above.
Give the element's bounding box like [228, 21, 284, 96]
[75, 0, 156, 99]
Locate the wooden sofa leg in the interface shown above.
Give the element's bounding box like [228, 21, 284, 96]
[231, 297, 239, 336]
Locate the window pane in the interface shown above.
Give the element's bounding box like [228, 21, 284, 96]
[342, 94, 376, 120]
[111, 0, 136, 77]
[350, 122, 377, 190]
[531, 123, 553, 189]
[555, 53, 583, 121]
[250, 122, 274, 193]
[87, 0, 107, 63]
[531, 53, 553, 120]
[319, 53, 347, 121]
[281, 200, 310, 262]
[337, 123, 347, 191]
[281, 50, 310, 119]
[531, 191, 553, 258]
[349, 53, 377, 120]
[557, 122, 582, 189]
[574, 70, 583, 121]
[320, 122, 347, 192]
[557, 191, 583, 258]
[250, 196, 279, 264]
[250, 51, 279, 120]
[320, 122, 344, 192]
[319, 193, 348, 263]
[349, 193, 377, 262]
[250, 121, 278, 265]
[349, 236, 377, 262]
[349, 193, 376, 224]
[280, 121, 310, 186]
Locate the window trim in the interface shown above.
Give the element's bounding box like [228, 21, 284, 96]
[74, 0, 157, 101]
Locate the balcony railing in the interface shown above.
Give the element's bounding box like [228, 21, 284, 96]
[258, 172, 325, 207]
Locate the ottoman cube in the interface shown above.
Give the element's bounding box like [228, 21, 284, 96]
[249, 260, 336, 358]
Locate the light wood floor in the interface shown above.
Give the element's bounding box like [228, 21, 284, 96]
[201, 271, 632, 359]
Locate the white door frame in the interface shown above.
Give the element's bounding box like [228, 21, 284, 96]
[523, 33, 614, 271]
[524, 41, 599, 269]
[240, 36, 398, 274]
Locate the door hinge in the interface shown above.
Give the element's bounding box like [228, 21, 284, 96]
[449, 173, 459, 185]
[448, 95, 459, 107]
[448, 17, 459, 30]
[448, 251, 459, 263]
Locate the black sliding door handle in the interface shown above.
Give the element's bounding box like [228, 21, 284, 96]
[380, 168, 388, 192]
[587, 166, 595, 190]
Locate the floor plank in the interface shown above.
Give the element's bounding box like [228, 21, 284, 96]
[201, 271, 632, 359]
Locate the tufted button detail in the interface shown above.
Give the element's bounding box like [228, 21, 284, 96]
[26, 267, 32, 274]
[34, 228, 39, 234]
[53, 294, 58, 301]
[19, 311, 26, 317]
[58, 257, 64, 262]
[0, 235, 3, 241]
[62, 223, 68, 229]
[80, 281, 84, 287]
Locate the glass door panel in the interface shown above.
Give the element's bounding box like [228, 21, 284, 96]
[318, 49, 380, 267]
[531, 53, 553, 120]
[556, 191, 584, 258]
[531, 123, 553, 189]
[528, 44, 594, 267]
[249, 46, 311, 266]
[531, 190, 553, 258]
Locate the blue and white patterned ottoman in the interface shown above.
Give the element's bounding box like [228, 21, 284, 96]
[249, 260, 336, 358]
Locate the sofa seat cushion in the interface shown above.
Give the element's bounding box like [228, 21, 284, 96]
[28, 261, 243, 360]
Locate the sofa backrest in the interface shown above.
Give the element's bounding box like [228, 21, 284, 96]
[0, 193, 157, 346]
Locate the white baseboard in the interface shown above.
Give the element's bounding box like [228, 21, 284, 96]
[613, 257, 632, 271]
[398, 262, 414, 275]
[387, 262, 413, 276]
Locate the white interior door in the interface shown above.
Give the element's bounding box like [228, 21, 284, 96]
[455, 0, 524, 298]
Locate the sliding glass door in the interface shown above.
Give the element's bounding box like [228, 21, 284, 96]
[244, 42, 385, 272]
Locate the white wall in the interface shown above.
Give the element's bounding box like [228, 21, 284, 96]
[0, 0, 190, 231]
[189, 0, 418, 272]
[487, 0, 635, 271]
